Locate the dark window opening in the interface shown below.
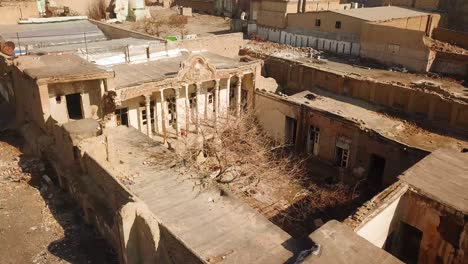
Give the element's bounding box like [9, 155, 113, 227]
[392, 222, 423, 264]
[307, 126, 320, 155]
[166, 97, 177, 127]
[315, 19, 321, 27]
[285, 116, 297, 146]
[241, 89, 248, 111]
[66, 93, 83, 120]
[55, 95, 62, 104]
[141, 102, 155, 126]
[335, 21, 342, 29]
[229, 87, 236, 111]
[115, 108, 128, 126]
[335, 146, 349, 168]
[368, 154, 386, 191]
[189, 92, 197, 109]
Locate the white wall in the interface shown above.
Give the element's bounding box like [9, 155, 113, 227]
[356, 195, 402, 248]
[253, 25, 360, 56]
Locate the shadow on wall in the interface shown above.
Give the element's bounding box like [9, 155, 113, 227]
[0, 131, 118, 264]
[381, 191, 467, 264]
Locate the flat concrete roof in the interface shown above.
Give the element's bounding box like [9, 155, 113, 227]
[304, 220, 402, 264]
[15, 54, 113, 83]
[0, 20, 106, 53]
[286, 89, 468, 152]
[101, 126, 295, 263]
[30, 38, 160, 55]
[330, 6, 433, 22]
[112, 51, 249, 89]
[400, 149, 468, 214]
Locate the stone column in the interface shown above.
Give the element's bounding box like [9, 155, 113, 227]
[144, 94, 152, 138]
[153, 92, 159, 135]
[159, 89, 167, 140]
[184, 84, 190, 133]
[214, 79, 220, 125]
[195, 82, 201, 133]
[226, 75, 231, 117]
[236, 74, 243, 117]
[174, 88, 180, 138]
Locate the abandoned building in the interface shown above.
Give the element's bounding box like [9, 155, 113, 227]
[1, 3, 467, 264]
[346, 149, 468, 263]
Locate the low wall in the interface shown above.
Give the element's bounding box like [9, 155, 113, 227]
[89, 19, 166, 41]
[250, 25, 360, 56]
[255, 54, 468, 134]
[21, 120, 205, 264]
[0, 1, 39, 25]
[432, 28, 468, 50]
[171, 32, 244, 58]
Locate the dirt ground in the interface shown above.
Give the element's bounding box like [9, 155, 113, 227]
[116, 7, 231, 38]
[0, 131, 117, 264]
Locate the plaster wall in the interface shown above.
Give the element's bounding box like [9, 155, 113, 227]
[252, 25, 360, 56]
[171, 33, 245, 58]
[0, 1, 39, 25]
[254, 92, 427, 185]
[48, 80, 103, 124]
[360, 23, 431, 72]
[287, 11, 363, 42]
[357, 195, 403, 247]
[385, 191, 467, 263]
[260, 56, 468, 133]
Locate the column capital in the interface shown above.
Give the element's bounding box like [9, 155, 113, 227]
[214, 79, 220, 87]
[174, 87, 180, 97]
[144, 94, 151, 102]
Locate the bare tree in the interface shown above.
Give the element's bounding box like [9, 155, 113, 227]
[176, 109, 358, 230]
[87, 0, 107, 20]
[168, 15, 188, 39]
[142, 15, 167, 37]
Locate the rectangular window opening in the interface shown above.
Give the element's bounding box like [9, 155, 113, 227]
[315, 19, 321, 27]
[335, 21, 342, 29]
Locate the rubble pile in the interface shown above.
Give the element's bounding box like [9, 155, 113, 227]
[426, 37, 468, 55]
[246, 39, 321, 60]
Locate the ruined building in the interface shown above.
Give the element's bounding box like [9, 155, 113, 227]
[0, 9, 467, 264]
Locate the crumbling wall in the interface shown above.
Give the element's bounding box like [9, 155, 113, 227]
[260, 55, 468, 134]
[90, 19, 164, 41]
[360, 23, 432, 72]
[432, 28, 468, 49]
[172, 33, 245, 58]
[385, 191, 467, 263]
[254, 92, 428, 186]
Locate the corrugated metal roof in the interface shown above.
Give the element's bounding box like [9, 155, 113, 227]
[0, 20, 106, 51]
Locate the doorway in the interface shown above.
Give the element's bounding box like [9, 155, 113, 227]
[307, 126, 320, 156]
[368, 154, 386, 190]
[394, 222, 423, 264]
[66, 93, 83, 120]
[285, 116, 297, 146]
